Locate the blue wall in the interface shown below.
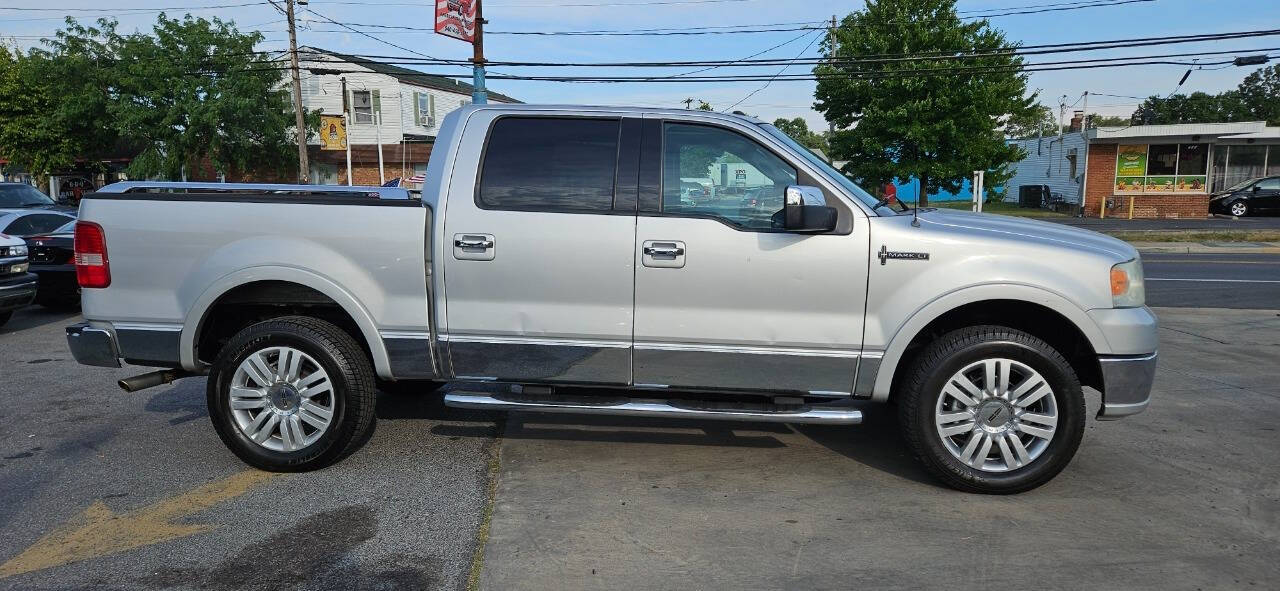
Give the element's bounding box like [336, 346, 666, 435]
[890, 177, 1006, 202]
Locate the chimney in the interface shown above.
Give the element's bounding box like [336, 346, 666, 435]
[1069, 110, 1084, 132]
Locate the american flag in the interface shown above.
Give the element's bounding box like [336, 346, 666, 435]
[381, 175, 426, 187]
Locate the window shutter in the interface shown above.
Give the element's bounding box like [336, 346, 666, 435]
[371, 89, 381, 123]
[429, 94, 436, 126]
[413, 92, 421, 126]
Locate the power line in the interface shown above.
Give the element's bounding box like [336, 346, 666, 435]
[722, 30, 824, 112]
[299, 5, 439, 61]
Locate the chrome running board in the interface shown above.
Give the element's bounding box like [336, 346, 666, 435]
[443, 392, 863, 425]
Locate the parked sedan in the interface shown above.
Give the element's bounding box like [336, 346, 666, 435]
[26, 220, 79, 309]
[1209, 176, 1280, 217]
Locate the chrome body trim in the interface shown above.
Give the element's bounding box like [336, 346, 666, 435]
[443, 392, 864, 425]
[446, 338, 631, 385]
[382, 336, 438, 379]
[632, 346, 855, 394]
[852, 354, 882, 399]
[1097, 352, 1157, 420]
[65, 322, 121, 368]
[115, 324, 182, 367]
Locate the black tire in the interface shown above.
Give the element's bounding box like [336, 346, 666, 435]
[897, 325, 1085, 494]
[0, 310, 11, 327]
[377, 379, 447, 395]
[207, 316, 376, 472]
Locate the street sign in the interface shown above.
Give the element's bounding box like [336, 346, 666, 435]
[435, 0, 478, 43]
[320, 115, 347, 151]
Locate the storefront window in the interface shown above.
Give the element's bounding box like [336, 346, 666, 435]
[1147, 144, 1178, 175]
[1114, 143, 1209, 194]
[1225, 145, 1267, 189]
[1266, 146, 1280, 177]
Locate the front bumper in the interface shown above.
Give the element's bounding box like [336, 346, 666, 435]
[0, 272, 38, 312]
[66, 322, 121, 368]
[1096, 352, 1156, 419]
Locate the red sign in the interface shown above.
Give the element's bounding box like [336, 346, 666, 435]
[435, 0, 478, 43]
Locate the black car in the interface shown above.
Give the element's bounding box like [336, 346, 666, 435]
[26, 220, 80, 309]
[1209, 176, 1280, 217]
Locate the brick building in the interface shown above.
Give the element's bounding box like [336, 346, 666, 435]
[1006, 116, 1280, 218]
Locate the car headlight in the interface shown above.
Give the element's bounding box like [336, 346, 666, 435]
[12, 245, 27, 257]
[1110, 258, 1145, 308]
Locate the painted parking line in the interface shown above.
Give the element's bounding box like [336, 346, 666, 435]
[1146, 278, 1280, 283]
[0, 470, 275, 579]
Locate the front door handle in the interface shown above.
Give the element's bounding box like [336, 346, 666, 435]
[643, 245, 684, 257]
[641, 240, 685, 269]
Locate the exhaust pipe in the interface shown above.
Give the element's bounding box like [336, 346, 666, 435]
[118, 369, 198, 393]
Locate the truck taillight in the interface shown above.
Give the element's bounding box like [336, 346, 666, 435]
[74, 221, 110, 288]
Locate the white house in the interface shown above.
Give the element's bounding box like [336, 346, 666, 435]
[291, 47, 519, 185]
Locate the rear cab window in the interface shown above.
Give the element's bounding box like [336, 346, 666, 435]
[478, 117, 621, 213]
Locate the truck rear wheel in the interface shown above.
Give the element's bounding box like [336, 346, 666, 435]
[207, 316, 376, 472]
[897, 325, 1085, 494]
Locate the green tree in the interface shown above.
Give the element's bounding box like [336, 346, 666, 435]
[772, 117, 829, 152]
[815, 0, 1032, 206]
[1005, 103, 1057, 138]
[107, 14, 313, 179]
[1130, 91, 1239, 125]
[1236, 64, 1280, 125]
[0, 19, 117, 178]
[1087, 114, 1130, 128]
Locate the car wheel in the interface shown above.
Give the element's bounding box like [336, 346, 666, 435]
[0, 311, 11, 327]
[897, 325, 1085, 494]
[207, 315, 376, 472]
[1229, 200, 1248, 217]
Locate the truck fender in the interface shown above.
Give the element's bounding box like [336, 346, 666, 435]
[868, 283, 1109, 402]
[179, 265, 393, 379]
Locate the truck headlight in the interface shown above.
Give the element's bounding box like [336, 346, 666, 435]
[9, 245, 27, 257]
[1110, 258, 1145, 308]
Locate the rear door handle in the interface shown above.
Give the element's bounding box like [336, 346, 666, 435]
[641, 240, 685, 269]
[453, 233, 496, 261]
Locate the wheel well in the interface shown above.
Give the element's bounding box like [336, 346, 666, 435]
[195, 280, 372, 366]
[891, 299, 1102, 396]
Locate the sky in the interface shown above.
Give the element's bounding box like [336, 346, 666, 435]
[3, 0, 1279, 129]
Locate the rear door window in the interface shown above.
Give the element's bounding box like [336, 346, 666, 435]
[479, 117, 620, 212]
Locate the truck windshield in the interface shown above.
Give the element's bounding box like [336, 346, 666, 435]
[758, 124, 897, 214]
[0, 184, 56, 208]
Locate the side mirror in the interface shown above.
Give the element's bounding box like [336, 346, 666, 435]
[783, 185, 837, 232]
[1251, 185, 1261, 193]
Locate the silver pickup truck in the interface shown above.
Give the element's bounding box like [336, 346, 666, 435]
[66, 105, 1156, 493]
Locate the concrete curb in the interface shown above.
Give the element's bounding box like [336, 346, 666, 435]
[1132, 241, 1280, 254]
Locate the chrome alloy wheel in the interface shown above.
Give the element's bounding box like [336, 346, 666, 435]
[1230, 201, 1248, 216]
[934, 358, 1058, 473]
[229, 346, 335, 452]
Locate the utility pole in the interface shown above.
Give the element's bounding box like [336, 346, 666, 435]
[285, 0, 309, 183]
[341, 76, 352, 186]
[471, 0, 487, 104]
[1079, 91, 1093, 218]
[826, 15, 837, 164]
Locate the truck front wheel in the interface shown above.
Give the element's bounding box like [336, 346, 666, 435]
[897, 325, 1085, 494]
[207, 316, 376, 472]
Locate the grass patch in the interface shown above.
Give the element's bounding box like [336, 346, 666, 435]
[1105, 230, 1280, 243]
[926, 200, 1071, 217]
[466, 425, 504, 591]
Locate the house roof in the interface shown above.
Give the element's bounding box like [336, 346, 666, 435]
[300, 47, 521, 104]
[1087, 120, 1276, 141]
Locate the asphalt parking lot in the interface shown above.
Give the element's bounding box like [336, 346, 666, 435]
[2, 299, 1278, 589]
